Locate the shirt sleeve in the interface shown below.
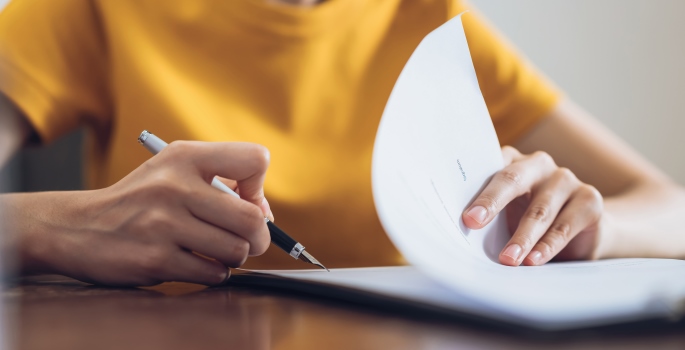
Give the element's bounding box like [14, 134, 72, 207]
[0, 0, 110, 144]
[448, 1, 561, 145]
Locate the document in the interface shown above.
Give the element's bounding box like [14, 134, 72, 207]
[235, 14, 685, 330]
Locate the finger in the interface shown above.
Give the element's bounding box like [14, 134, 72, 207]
[501, 145, 523, 166]
[184, 181, 271, 255]
[523, 185, 603, 266]
[260, 197, 274, 222]
[216, 176, 274, 221]
[161, 250, 230, 286]
[172, 214, 255, 266]
[498, 168, 580, 266]
[164, 141, 270, 209]
[215, 176, 238, 191]
[462, 151, 556, 229]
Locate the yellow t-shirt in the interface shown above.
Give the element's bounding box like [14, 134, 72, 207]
[0, 0, 559, 269]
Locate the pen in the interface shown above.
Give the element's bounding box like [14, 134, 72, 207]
[137, 130, 328, 271]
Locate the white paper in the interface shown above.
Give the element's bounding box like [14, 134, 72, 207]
[256, 14, 685, 329]
[263, 260, 685, 329]
[371, 13, 685, 326]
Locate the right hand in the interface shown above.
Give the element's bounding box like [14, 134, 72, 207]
[4, 141, 274, 286]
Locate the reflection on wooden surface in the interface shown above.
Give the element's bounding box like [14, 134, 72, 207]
[5, 275, 685, 350]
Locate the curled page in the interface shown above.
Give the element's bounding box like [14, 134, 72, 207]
[372, 12, 510, 288]
[371, 13, 685, 326]
[240, 14, 685, 331]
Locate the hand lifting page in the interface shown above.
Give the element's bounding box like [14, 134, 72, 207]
[232, 14, 685, 330]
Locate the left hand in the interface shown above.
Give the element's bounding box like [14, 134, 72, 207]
[462, 146, 604, 266]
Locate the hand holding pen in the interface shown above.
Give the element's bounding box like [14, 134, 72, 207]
[5, 131, 326, 287]
[6, 139, 275, 286]
[138, 131, 327, 271]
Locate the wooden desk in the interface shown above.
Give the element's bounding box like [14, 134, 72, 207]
[6, 275, 685, 350]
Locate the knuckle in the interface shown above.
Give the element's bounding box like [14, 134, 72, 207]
[149, 174, 184, 197]
[532, 151, 555, 167]
[138, 171, 189, 202]
[580, 184, 602, 201]
[580, 184, 604, 216]
[549, 222, 573, 241]
[163, 140, 194, 158]
[556, 167, 577, 182]
[246, 144, 271, 170]
[514, 235, 536, 250]
[498, 169, 523, 187]
[501, 145, 518, 155]
[525, 205, 549, 222]
[535, 240, 555, 256]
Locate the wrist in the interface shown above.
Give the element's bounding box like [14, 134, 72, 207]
[0, 193, 51, 275]
[592, 212, 617, 260]
[5, 191, 94, 276]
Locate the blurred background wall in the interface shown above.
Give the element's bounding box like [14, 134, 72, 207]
[471, 0, 685, 183]
[1, 0, 684, 191]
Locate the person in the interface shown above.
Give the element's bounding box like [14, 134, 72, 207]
[0, 0, 683, 287]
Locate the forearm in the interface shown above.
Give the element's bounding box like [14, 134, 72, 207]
[599, 180, 685, 259]
[0, 191, 82, 276]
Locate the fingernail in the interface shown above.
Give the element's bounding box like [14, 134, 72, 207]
[261, 198, 274, 221]
[502, 244, 522, 262]
[217, 269, 231, 286]
[528, 250, 543, 265]
[466, 206, 488, 224]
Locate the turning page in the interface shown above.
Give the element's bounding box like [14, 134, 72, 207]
[370, 12, 685, 327]
[239, 14, 685, 330]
